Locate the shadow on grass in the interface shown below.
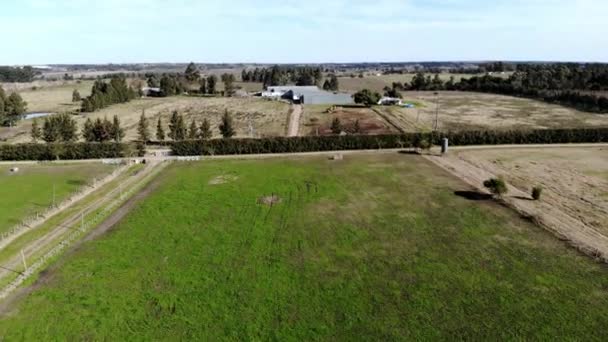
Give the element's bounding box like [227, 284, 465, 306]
[513, 196, 534, 201]
[454, 191, 493, 201]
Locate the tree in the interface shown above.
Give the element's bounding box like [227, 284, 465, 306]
[111, 115, 125, 142]
[5, 92, 27, 126]
[221, 73, 235, 96]
[185, 62, 200, 82]
[136, 111, 150, 143]
[42, 117, 61, 143]
[92, 117, 112, 142]
[42, 113, 78, 142]
[353, 119, 361, 134]
[353, 89, 381, 107]
[199, 118, 212, 140]
[72, 89, 81, 102]
[207, 75, 217, 95]
[156, 117, 165, 141]
[83, 118, 96, 142]
[147, 74, 160, 88]
[30, 118, 41, 142]
[0, 87, 5, 125]
[330, 118, 342, 134]
[219, 110, 235, 138]
[168, 111, 186, 141]
[188, 119, 198, 140]
[483, 178, 508, 197]
[323, 80, 332, 91]
[327, 74, 339, 91]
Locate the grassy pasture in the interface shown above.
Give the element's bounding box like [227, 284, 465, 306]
[336, 73, 490, 93]
[0, 163, 115, 235]
[1, 154, 607, 340]
[19, 81, 94, 114]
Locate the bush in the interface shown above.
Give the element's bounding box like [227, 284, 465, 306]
[483, 178, 508, 197]
[532, 186, 543, 200]
[0, 142, 135, 161]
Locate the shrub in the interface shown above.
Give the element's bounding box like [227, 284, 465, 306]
[483, 177, 508, 197]
[532, 186, 543, 200]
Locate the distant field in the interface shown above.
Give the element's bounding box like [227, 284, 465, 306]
[0, 163, 115, 235]
[19, 81, 93, 113]
[376, 91, 608, 132]
[3, 96, 290, 143]
[1, 154, 608, 340]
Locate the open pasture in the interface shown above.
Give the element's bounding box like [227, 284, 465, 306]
[376, 91, 608, 132]
[1, 154, 607, 340]
[4, 96, 290, 143]
[0, 163, 116, 235]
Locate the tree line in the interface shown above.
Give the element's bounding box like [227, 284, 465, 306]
[81, 77, 137, 112]
[0, 86, 28, 126]
[0, 66, 36, 82]
[241, 66, 323, 87]
[149, 110, 235, 142]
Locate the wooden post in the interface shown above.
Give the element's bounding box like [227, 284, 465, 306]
[21, 250, 27, 271]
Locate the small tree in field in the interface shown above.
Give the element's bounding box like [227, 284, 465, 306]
[219, 110, 235, 138]
[137, 111, 150, 143]
[188, 119, 198, 140]
[31, 118, 41, 142]
[484, 178, 508, 197]
[330, 118, 342, 134]
[353, 119, 361, 134]
[156, 117, 165, 141]
[72, 89, 81, 102]
[199, 118, 212, 140]
[532, 186, 543, 200]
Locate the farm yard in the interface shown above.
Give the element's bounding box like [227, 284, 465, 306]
[428, 146, 608, 261]
[1, 154, 607, 340]
[0, 163, 115, 235]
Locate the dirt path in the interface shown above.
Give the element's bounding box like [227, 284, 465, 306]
[426, 152, 608, 262]
[287, 104, 302, 137]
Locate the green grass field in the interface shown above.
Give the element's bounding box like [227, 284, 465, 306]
[1, 154, 607, 340]
[0, 163, 116, 235]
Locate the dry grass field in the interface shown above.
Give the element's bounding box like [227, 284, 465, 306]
[2, 96, 290, 143]
[428, 146, 608, 261]
[377, 91, 608, 132]
[300, 105, 400, 136]
[19, 81, 94, 113]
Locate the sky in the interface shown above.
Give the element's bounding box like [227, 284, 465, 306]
[1, 0, 607, 64]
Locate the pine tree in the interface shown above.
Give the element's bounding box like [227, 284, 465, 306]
[185, 62, 200, 82]
[156, 117, 165, 141]
[188, 119, 198, 140]
[353, 119, 361, 134]
[207, 75, 217, 95]
[168, 111, 179, 141]
[199, 118, 212, 140]
[137, 111, 150, 143]
[199, 78, 207, 94]
[30, 118, 41, 142]
[111, 115, 125, 142]
[331, 118, 342, 134]
[169, 111, 186, 141]
[219, 110, 235, 138]
[83, 118, 95, 142]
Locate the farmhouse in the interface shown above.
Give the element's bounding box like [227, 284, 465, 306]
[141, 87, 162, 97]
[260, 86, 353, 105]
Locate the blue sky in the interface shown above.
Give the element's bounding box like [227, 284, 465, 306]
[2, 0, 607, 64]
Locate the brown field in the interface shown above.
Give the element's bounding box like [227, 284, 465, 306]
[19, 81, 94, 113]
[300, 105, 399, 136]
[428, 146, 608, 260]
[3, 96, 290, 143]
[377, 91, 608, 132]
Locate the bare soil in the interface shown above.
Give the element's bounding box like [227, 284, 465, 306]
[426, 147, 608, 261]
[302, 105, 398, 136]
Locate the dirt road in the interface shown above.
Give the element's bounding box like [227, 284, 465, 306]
[287, 104, 302, 137]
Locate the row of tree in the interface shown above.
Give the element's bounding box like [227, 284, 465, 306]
[0, 86, 28, 126]
[150, 110, 235, 142]
[0, 66, 36, 82]
[81, 77, 138, 112]
[241, 66, 323, 87]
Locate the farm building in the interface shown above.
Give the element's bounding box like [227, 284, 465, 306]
[141, 87, 162, 97]
[378, 97, 403, 106]
[260, 86, 353, 105]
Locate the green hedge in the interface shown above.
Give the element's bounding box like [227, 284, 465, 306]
[0, 142, 136, 161]
[170, 128, 608, 156]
